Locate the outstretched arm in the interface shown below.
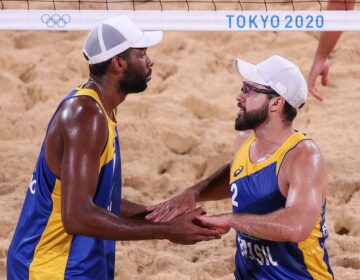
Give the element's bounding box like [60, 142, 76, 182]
[145, 162, 231, 223]
[308, 0, 356, 100]
[198, 140, 326, 242]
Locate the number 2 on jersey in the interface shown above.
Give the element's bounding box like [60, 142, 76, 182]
[231, 183, 239, 207]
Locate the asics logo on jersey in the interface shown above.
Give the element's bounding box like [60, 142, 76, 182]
[234, 166, 244, 177]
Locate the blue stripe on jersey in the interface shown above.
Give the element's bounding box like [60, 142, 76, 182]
[320, 206, 333, 277]
[323, 242, 333, 277]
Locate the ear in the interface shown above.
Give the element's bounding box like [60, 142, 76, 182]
[269, 96, 285, 113]
[111, 56, 127, 74]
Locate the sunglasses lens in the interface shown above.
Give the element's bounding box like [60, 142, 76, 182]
[241, 83, 247, 93]
[241, 82, 276, 95]
[242, 83, 253, 94]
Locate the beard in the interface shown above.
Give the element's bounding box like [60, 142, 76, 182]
[235, 99, 269, 131]
[118, 64, 150, 94]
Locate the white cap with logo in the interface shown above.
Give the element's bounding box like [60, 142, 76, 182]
[235, 55, 308, 109]
[83, 15, 163, 65]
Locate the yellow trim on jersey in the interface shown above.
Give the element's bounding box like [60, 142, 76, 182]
[29, 179, 72, 279]
[274, 132, 310, 174]
[230, 132, 310, 184]
[74, 88, 117, 126]
[230, 133, 255, 183]
[99, 137, 116, 169]
[74, 88, 117, 169]
[298, 218, 333, 280]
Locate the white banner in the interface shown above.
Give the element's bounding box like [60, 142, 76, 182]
[0, 10, 360, 31]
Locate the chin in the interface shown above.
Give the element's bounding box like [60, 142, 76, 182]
[126, 84, 148, 94]
[235, 121, 251, 131]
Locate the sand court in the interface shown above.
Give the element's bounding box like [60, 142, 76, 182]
[0, 23, 360, 279]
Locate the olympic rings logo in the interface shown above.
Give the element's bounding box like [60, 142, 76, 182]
[41, 14, 71, 28]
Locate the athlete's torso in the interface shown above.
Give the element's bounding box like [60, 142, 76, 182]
[7, 87, 122, 280]
[230, 131, 333, 280]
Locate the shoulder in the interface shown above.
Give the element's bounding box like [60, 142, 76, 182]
[59, 95, 107, 127]
[288, 138, 322, 159]
[57, 95, 108, 139]
[281, 138, 325, 176]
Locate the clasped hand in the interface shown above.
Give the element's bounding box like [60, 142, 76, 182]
[145, 192, 231, 244]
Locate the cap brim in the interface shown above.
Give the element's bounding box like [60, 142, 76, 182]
[235, 59, 268, 86]
[132, 31, 163, 48]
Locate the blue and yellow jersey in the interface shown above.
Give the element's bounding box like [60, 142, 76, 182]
[230, 132, 333, 280]
[7, 87, 122, 280]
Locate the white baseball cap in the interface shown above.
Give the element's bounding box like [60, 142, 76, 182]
[235, 55, 308, 109]
[83, 15, 163, 65]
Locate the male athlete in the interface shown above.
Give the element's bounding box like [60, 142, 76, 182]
[147, 55, 334, 279]
[7, 15, 220, 279]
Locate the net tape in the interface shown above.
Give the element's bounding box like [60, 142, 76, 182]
[0, 0, 358, 31]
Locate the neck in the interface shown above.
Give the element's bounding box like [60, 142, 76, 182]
[251, 119, 294, 162]
[88, 76, 126, 113]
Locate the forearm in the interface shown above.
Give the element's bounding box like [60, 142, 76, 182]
[63, 204, 169, 241]
[120, 199, 148, 218]
[228, 208, 310, 243]
[65, 204, 222, 245]
[188, 162, 231, 202]
[314, 32, 341, 60]
[315, 0, 356, 60]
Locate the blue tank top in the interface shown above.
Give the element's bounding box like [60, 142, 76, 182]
[230, 132, 333, 280]
[7, 87, 122, 279]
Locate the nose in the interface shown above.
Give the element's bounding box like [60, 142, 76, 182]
[146, 55, 154, 67]
[236, 92, 246, 103]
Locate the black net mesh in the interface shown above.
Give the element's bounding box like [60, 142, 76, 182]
[0, 0, 358, 11]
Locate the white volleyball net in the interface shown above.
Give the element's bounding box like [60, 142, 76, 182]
[0, 0, 358, 31]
